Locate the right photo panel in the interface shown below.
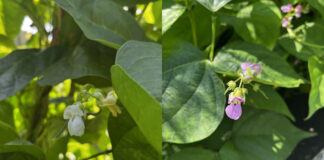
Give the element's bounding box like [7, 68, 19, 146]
[162, 0, 324, 159]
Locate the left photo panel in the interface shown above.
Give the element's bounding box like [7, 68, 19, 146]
[0, 0, 161, 159]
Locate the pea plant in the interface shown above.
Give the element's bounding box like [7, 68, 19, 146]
[0, 0, 161, 159]
[162, 0, 324, 159]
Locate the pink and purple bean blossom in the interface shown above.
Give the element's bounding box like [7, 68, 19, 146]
[281, 4, 293, 13]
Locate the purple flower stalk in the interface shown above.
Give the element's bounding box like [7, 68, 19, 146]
[281, 4, 293, 13]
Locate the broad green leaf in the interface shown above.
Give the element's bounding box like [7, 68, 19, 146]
[163, 4, 224, 49]
[162, 0, 186, 34]
[0, 141, 45, 160]
[219, 108, 314, 160]
[163, 42, 225, 143]
[224, 1, 281, 50]
[307, 0, 324, 19]
[278, 22, 324, 61]
[246, 84, 294, 120]
[0, 121, 18, 144]
[196, 0, 231, 12]
[108, 108, 160, 160]
[45, 137, 68, 160]
[0, 47, 64, 101]
[54, 0, 147, 49]
[115, 40, 162, 101]
[308, 56, 324, 119]
[213, 41, 305, 88]
[111, 66, 162, 152]
[168, 147, 217, 160]
[0, 0, 25, 39]
[0, 101, 14, 126]
[38, 40, 116, 86]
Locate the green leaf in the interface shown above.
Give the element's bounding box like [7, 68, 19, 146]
[196, 0, 231, 12]
[162, 0, 186, 34]
[213, 41, 305, 88]
[111, 65, 162, 152]
[308, 56, 324, 119]
[307, 0, 324, 19]
[0, 47, 64, 101]
[0, 101, 14, 126]
[108, 108, 160, 160]
[38, 40, 116, 86]
[163, 4, 223, 49]
[162, 42, 225, 143]
[168, 147, 217, 160]
[278, 22, 324, 61]
[224, 1, 281, 50]
[0, 0, 25, 39]
[54, 0, 147, 49]
[219, 108, 315, 160]
[246, 84, 294, 120]
[0, 121, 18, 145]
[0, 141, 45, 160]
[115, 40, 162, 101]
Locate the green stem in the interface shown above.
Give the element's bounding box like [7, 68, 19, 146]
[210, 14, 217, 61]
[287, 28, 324, 49]
[81, 149, 112, 160]
[186, 0, 198, 46]
[137, 3, 149, 22]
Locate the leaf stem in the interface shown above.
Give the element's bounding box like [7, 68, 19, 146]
[81, 149, 113, 160]
[186, 0, 198, 46]
[137, 3, 149, 22]
[210, 14, 217, 61]
[287, 28, 324, 49]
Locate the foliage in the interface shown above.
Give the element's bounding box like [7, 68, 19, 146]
[0, 0, 161, 159]
[162, 0, 322, 159]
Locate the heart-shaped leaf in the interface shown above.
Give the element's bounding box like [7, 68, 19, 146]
[196, 0, 231, 12]
[54, 0, 147, 49]
[162, 0, 186, 34]
[213, 41, 305, 88]
[308, 56, 324, 119]
[219, 108, 315, 160]
[163, 42, 225, 143]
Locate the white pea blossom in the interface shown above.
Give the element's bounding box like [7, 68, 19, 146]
[63, 104, 85, 136]
[101, 91, 121, 117]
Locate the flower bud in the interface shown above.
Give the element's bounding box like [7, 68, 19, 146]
[227, 81, 236, 90]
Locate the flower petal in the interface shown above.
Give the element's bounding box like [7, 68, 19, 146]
[241, 62, 252, 72]
[225, 103, 242, 120]
[68, 116, 85, 136]
[250, 63, 262, 75]
[64, 104, 83, 120]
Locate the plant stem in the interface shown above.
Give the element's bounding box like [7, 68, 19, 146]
[186, 0, 198, 46]
[287, 28, 324, 49]
[81, 149, 113, 160]
[210, 14, 217, 61]
[137, 3, 149, 22]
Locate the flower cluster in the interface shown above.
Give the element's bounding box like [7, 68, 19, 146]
[224, 62, 262, 120]
[281, 4, 303, 28]
[62, 87, 121, 137]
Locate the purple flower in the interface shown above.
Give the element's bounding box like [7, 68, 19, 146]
[241, 62, 262, 76]
[281, 4, 293, 13]
[282, 17, 290, 28]
[225, 103, 242, 120]
[295, 5, 303, 18]
[228, 95, 245, 104]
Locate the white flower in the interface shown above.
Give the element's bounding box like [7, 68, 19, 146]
[101, 91, 121, 117]
[63, 104, 85, 136]
[68, 116, 85, 136]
